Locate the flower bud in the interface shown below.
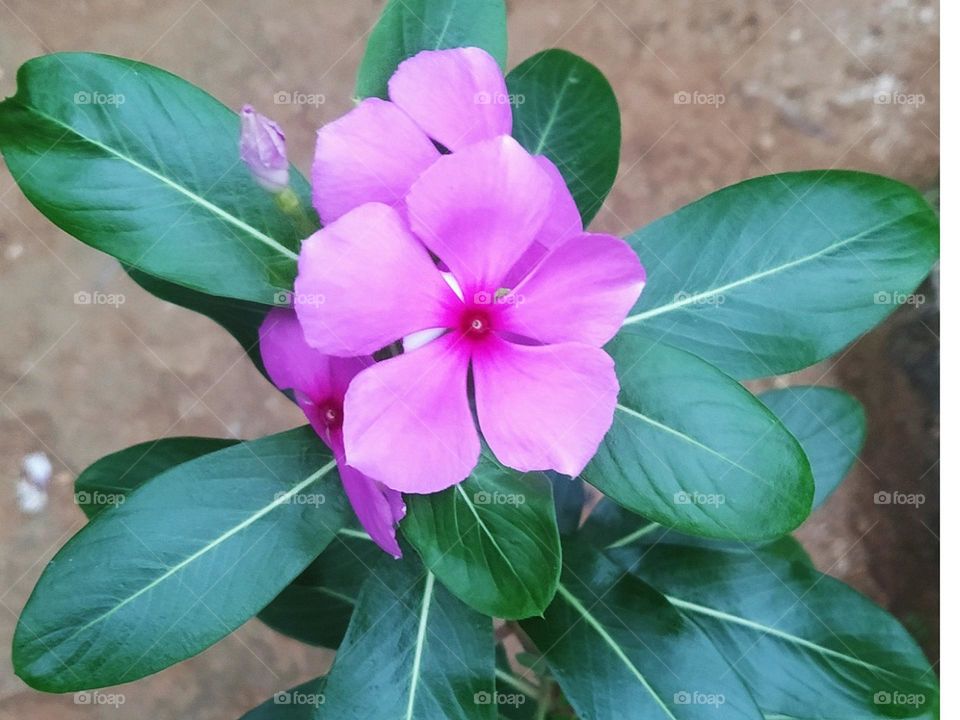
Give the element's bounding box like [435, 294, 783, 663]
[239, 104, 289, 192]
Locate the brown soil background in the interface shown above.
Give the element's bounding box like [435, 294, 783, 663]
[0, 1, 939, 717]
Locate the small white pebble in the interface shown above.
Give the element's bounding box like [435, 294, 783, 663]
[4, 242, 24, 261]
[17, 479, 48, 514]
[22, 451, 52, 488]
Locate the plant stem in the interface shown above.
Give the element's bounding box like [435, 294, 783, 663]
[534, 676, 553, 720]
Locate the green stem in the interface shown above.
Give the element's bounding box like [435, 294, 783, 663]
[494, 668, 539, 698]
[275, 188, 315, 238]
[534, 676, 553, 720]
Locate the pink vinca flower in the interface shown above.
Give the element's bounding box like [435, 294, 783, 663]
[312, 46, 590, 276]
[311, 47, 515, 225]
[259, 308, 405, 557]
[296, 130, 645, 494]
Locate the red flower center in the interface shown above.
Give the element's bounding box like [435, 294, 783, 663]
[318, 400, 343, 431]
[460, 308, 493, 338]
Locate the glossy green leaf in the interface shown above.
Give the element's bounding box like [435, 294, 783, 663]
[583, 335, 814, 540]
[401, 454, 561, 619]
[578, 497, 661, 550]
[619, 540, 939, 719]
[126, 266, 273, 378]
[622, 171, 939, 378]
[240, 677, 327, 720]
[521, 543, 763, 719]
[14, 427, 349, 691]
[317, 553, 495, 719]
[0, 53, 317, 305]
[548, 472, 584, 536]
[355, 0, 507, 100]
[759, 386, 866, 508]
[257, 530, 380, 648]
[75, 436, 238, 518]
[583, 499, 815, 566]
[507, 50, 620, 224]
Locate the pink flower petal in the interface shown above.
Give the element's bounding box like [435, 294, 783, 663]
[343, 334, 479, 494]
[295, 203, 457, 356]
[259, 307, 333, 400]
[260, 308, 374, 400]
[388, 48, 511, 152]
[338, 461, 406, 558]
[503, 156, 584, 287]
[473, 336, 619, 476]
[532, 155, 584, 248]
[405, 135, 553, 296]
[501, 233, 646, 346]
[258, 309, 403, 556]
[311, 98, 440, 224]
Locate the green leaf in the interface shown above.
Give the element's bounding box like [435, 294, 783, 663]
[401, 454, 561, 619]
[583, 500, 815, 566]
[317, 553, 495, 719]
[622, 171, 939, 378]
[759, 386, 866, 508]
[619, 540, 939, 719]
[583, 335, 814, 540]
[507, 50, 620, 225]
[74, 436, 238, 518]
[126, 266, 273, 378]
[355, 0, 507, 100]
[521, 543, 764, 719]
[578, 497, 661, 550]
[239, 677, 327, 720]
[548, 472, 584, 537]
[14, 427, 349, 691]
[0, 53, 317, 305]
[257, 530, 380, 648]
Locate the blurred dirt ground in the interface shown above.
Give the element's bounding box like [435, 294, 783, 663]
[0, 1, 939, 718]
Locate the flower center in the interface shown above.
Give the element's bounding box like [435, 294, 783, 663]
[461, 308, 493, 338]
[318, 400, 343, 431]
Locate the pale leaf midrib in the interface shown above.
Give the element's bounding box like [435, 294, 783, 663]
[615, 403, 763, 482]
[454, 484, 539, 608]
[55, 459, 337, 646]
[557, 583, 680, 720]
[404, 572, 435, 720]
[623, 215, 916, 325]
[18, 102, 298, 260]
[666, 594, 918, 682]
